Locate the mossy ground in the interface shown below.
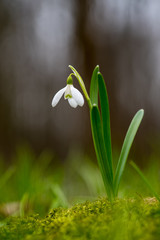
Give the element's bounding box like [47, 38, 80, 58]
[0, 197, 160, 240]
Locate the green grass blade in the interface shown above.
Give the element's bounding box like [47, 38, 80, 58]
[130, 161, 160, 201]
[20, 193, 29, 217]
[98, 72, 113, 180]
[114, 109, 144, 196]
[90, 65, 99, 106]
[0, 166, 15, 190]
[90, 105, 113, 200]
[50, 184, 69, 208]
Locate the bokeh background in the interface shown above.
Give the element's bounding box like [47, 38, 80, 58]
[0, 0, 160, 158]
[0, 0, 160, 216]
[1, 0, 160, 161]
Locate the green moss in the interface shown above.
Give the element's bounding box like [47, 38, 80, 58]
[0, 198, 160, 240]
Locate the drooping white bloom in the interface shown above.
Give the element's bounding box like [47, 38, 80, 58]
[51, 84, 84, 108]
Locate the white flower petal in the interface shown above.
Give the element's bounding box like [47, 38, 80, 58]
[70, 86, 84, 106]
[64, 85, 72, 99]
[51, 86, 66, 107]
[68, 98, 78, 108]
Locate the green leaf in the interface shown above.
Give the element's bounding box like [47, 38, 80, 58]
[114, 109, 144, 196]
[90, 105, 113, 200]
[98, 72, 113, 181]
[90, 65, 99, 106]
[130, 161, 160, 201]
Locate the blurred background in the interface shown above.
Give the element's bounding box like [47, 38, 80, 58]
[1, 0, 160, 158]
[0, 0, 160, 216]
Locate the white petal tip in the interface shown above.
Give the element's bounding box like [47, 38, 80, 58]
[71, 86, 84, 107]
[51, 100, 57, 107]
[68, 98, 78, 108]
[79, 99, 84, 107]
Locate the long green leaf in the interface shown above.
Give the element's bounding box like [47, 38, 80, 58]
[90, 105, 113, 200]
[114, 109, 144, 196]
[98, 73, 113, 180]
[90, 65, 99, 106]
[130, 161, 160, 201]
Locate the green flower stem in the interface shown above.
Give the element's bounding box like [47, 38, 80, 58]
[69, 65, 92, 109]
[90, 105, 114, 201]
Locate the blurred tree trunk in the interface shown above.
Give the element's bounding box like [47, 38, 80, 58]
[0, 2, 14, 155]
[74, 0, 96, 82]
[72, 0, 97, 154]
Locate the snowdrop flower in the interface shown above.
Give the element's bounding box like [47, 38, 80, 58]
[51, 75, 84, 108]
